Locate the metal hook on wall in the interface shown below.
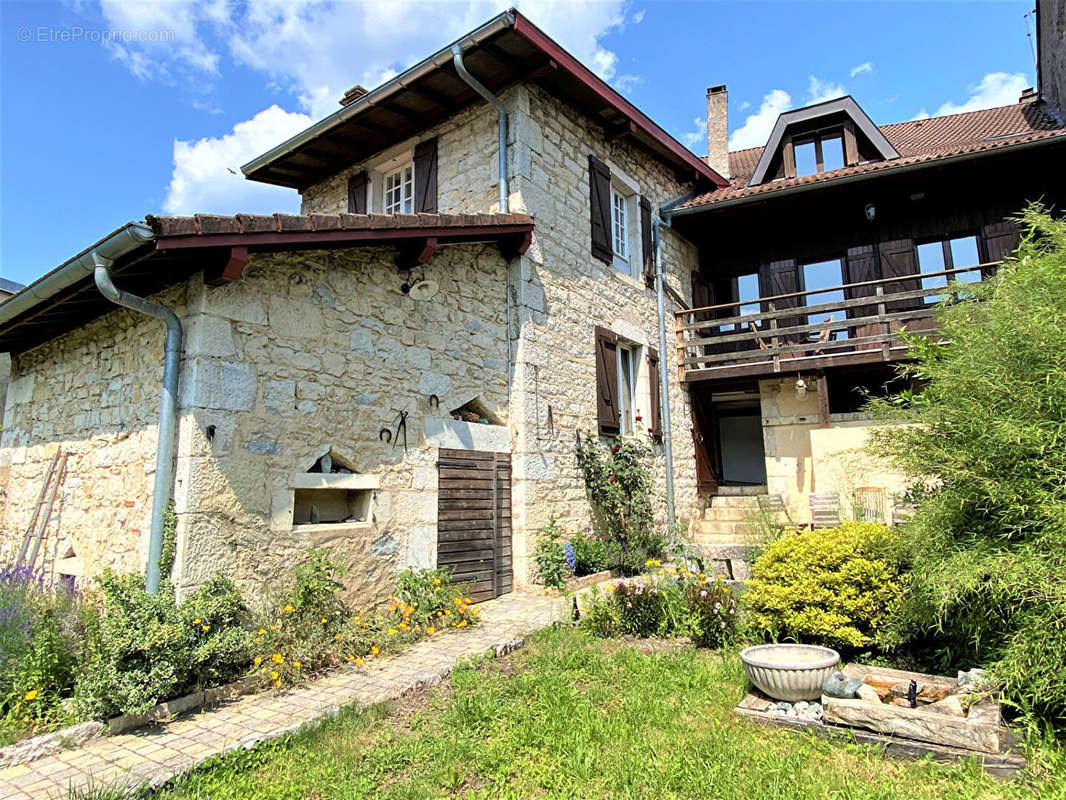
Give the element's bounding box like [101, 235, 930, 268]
[379, 428, 392, 444]
[428, 394, 440, 409]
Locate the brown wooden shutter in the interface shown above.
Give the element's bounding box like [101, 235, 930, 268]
[589, 155, 612, 264]
[878, 238, 920, 312]
[594, 325, 620, 434]
[647, 347, 662, 438]
[759, 258, 804, 343]
[844, 245, 878, 318]
[981, 219, 1021, 277]
[413, 137, 438, 213]
[347, 171, 368, 214]
[640, 195, 654, 287]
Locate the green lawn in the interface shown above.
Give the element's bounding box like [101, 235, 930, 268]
[134, 627, 1064, 800]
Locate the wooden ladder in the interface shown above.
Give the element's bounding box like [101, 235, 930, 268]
[14, 450, 68, 570]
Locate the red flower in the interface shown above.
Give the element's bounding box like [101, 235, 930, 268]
[613, 445, 620, 453]
[608, 475, 616, 483]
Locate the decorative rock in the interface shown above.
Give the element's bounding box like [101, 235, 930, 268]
[856, 684, 883, 704]
[824, 696, 1003, 754]
[926, 695, 966, 718]
[822, 670, 863, 699]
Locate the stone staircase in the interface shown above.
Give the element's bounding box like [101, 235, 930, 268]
[687, 487, 788, 585]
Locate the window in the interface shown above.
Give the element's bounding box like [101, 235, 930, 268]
[793, 132, 846, 177]
[616, 344, 638, 436]
[917, 235, 981, 302]
[612, 189, 628, 262]
[383, 164, 413, 214]
[802, 258, 847, 339]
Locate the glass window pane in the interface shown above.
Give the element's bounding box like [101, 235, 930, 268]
[950, 236, 981, 283]
[795, 141, 817, 177]
[803, 259, 845, 335]
[916, 242, 947, 289]
[821, 136, 844, 171]
[618, 348, 634, 435]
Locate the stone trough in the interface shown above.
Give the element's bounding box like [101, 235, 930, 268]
[735, 662, 1026, 780]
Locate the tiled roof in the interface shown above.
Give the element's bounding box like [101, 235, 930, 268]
[147, 211, 533, 238]
[680, 102, 1066, 210]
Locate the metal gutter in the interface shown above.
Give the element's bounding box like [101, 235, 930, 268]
[452, 45, 508, 213]
[652, 213, 676, 534]
[94, 262, 182, 595]
[668, 133, 1066, 218]
[0, 223, 155, 328]
[241, 11, 515, 179]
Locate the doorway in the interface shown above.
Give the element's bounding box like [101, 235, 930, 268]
[715, 401, 767, 486]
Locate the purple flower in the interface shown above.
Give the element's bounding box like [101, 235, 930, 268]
[563, 541, 575, 570]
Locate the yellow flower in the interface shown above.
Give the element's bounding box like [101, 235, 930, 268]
[193, 618, 201, 625]
[202, 624, 210, 632]
[254, 657, 262, 665]
[470, 608, 479, 616]
[284, 604, 294, 613]
[454, 597, 462, 605]
[387, 628, 397, 636]
[464, 597, 472, 604]
[24, 689, 39, 701]
[321, 617, 327, 624]
[437, 611, 443, 617]
[355, 657, 364, 666]
[370, 646, 379, 655]
[269, 625, 277, 631]
[444, 610, 451, 616]
[427, 626, 435, 635]
[292, 660, 302, 668]
[433, 578, 441, 586]
[457, 620, 468, 628]
[270, 671, 279, 680]
[334, 633, 341, 640]
[646, 559, 653, 567]
[271, 653, 284, 664]
[354, 616, 361, 624]
[258, 628, 266, 636]
[274, 680, 281, 688]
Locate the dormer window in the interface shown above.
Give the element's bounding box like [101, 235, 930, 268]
[794, 131, 846, 177]
[747, 97, 900, 188]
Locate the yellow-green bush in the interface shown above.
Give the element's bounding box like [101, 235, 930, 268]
[742, 522, 905, 651]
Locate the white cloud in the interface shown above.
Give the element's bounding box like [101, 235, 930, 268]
[163, 106, 311, 215]
[680, 116, 707, 151]
[614, 74, 643, 94]
[850, 62, 873, 78]
[632, 8, 645, 24]
[98, 0, 225, 80]
[806, 76, 847, 105]
[728, 89, 791, 150]
[932, 71, 1028, 115]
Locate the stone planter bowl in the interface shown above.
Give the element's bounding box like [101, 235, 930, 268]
[740, 644, 841, 702]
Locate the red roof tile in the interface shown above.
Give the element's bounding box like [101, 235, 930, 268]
[147, 211, 533, 238]
[680, 102, 1066, 210]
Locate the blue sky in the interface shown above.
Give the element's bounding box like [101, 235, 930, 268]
[1, 1, 1037, 286]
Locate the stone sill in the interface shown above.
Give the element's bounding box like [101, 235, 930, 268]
[289, 474, 380, 490]
[295, 521, 374, 544]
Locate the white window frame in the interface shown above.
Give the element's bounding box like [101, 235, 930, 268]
[607, 163, 639, 278]
[611, 189, 629, 264]
[382, 162, 414, 214]
[616, 343, 639, 437]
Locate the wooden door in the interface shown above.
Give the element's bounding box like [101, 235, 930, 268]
[437, 449, 512, 601]
[690, 392, 720, 496]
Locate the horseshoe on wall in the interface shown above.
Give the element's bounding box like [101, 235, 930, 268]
[428, 394, 440, 409]
[379, 428, 392, 444]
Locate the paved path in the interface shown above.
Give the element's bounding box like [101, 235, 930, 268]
[1, 592, 564, 799]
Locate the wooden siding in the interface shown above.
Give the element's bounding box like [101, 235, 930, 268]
[437, 449, 512, 601]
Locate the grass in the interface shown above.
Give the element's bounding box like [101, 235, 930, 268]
[82, 627, 1066, 800]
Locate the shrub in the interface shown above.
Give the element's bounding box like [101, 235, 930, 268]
[742, 523, 905, 652]
[0, 567, 82, 728]
[534, 520, 570, 588]
[76, 571, 253, 719]
[568, 535, 614, 576]
[867, 206, 1066, 717]
[685, 580, 739, 649]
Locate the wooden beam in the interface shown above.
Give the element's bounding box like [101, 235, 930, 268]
[396, 237, 438, 270]
[816, 374, 830, 427]
[205, 246, 249, 287]
[606, 120, 637, 142]
[499, 230, 532, 260]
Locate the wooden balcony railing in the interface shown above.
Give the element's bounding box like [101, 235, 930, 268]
[676, 262, 998, 381]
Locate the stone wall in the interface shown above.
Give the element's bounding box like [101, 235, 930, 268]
[1039, 0, 1066, 116]
[299, 83, 702, 586]
[171, 243, 509, 606]
[0, 284, 190, 581]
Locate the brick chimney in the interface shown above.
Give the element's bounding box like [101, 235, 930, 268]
[339, 85, 368, 107]
[706, 85, 730, 179]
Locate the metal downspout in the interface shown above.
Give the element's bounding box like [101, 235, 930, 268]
[652, 214, 677, 535]
[94, 261, 183, 595]
[451, 45, 508, 213]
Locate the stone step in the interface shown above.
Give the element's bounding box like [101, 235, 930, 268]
[716, 485, 768, 497]
[690, 533, 750, 547]
[692, 520, 758, 537]
[703, 506, 788, 523]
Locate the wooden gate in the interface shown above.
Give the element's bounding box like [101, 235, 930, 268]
[436, 449, 512, 602]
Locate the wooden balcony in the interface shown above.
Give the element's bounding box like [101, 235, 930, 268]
[676, 263, 996, 383]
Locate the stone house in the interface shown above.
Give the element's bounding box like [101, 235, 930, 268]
[1, 6, 1065, 599]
